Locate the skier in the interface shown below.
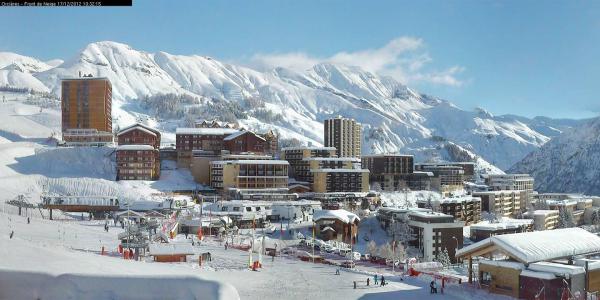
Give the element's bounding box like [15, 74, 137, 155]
[335, 268, 340, 275]
[367, 278, 370, 286]
[380, 275, 385, 286]
[353, 281, 356, 289]
[9, 231, 14, 239]
[27, 217, 30, 224]
[374, 274, 378, 285]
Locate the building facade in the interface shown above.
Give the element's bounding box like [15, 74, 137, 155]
[223, 131, 269, 154]
[485, 174, 534, 209]
[473, 190, 525, 218]
[324, 117, 361, 158]
[117, 123, 161, 149]
[311, 169, 370, 193]
[116, 145, 160, 180]
[175, 128, 239, 167]
[61, 77, 113, 146]
[280, 146, 337, 180]
[361, 154, 435, 191]
[417, 196, 482, 225]
[414, 164, 466, 194]
[210, 160, 289, 191]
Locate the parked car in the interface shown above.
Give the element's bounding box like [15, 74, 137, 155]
[360, 253, 371, 261]
[386, 259, 401, 267]
[326, 246, 338, 254]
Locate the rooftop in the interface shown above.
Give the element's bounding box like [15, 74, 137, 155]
[116, 145, 156, 151]
[457, 228, 600, 264]
[310, 168, 369, 173]
[176, 128, 239, 135]
[281, 146, 336, 151]
[117, 123, 160, 137]
[223, 130, 266, 141]
[303, 157, 360, 162]
[314, 209, 360, 224]
[212, 160, 289, 165]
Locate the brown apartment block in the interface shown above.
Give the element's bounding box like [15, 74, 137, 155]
[311, 169, 370, 193]
[414, 164, 466, 195]
[116, 145, 160, 180]
[223, 131, 269, 154]
[361, 154, 435, 191]
[61, 77, 113, 146]
[417, 196, 482, 225]
[175, 128, 240, 167]
[324, 117, 361, 158]
[210, 160, 289, 191]
[280, 146, 337, 181]
[116, 123, 161, 181]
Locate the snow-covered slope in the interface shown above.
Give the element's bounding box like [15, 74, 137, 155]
[508, 117, 600, 195]
[0, 41, 585, 170]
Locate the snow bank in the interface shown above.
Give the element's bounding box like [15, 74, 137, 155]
[0, 270, 239, 300]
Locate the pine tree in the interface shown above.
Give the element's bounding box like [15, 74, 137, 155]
[557, 208, 575, 228]
[367, 240, 378, 257]
[435, 248, 452, 268]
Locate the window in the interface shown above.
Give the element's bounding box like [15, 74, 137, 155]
[233, 207, 240, 212]
[246, 207, 252, 212]
[480, 272, 492, 286]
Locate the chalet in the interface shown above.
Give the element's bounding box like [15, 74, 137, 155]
[117, 123, 161, 149]
[223, 130, 269, 154]
[456, 228, 600, 298]
[313, 209, 360, 244]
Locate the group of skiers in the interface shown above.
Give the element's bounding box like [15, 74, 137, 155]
[352, 274, 387, 289]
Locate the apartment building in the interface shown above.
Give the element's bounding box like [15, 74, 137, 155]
[191, 151, 272, 185]
[210, 160, 289, 191]
[116, 145, 160, 180]
[377, 207, 464, 263]
[324, 116, 361, 158]
[523, 210, 559, 230]
[116, 123, 162, 181]
[223, 130, 269, 154]
[310, 168, 370, 193]
[414, 164, 465, 195]
[473, 190, 525, 217]
[485, 174, 534, 208]
[415, 162, 476, 182]
[60, 77, 113, 146]
[175, 127, 239, 167]
[417, 195, 482, 225]
[361, 154, 433, 191]
[280, 146, 337, 181]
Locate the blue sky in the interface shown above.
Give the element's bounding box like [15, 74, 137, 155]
[0, 0, 598, 119]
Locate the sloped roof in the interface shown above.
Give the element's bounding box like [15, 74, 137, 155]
[456, 228, 600, 264]
[118, 123, 160, 137]
[176, 128, 239, 135]
[223, 130, 266, 141]
[314, 209, 360, 224]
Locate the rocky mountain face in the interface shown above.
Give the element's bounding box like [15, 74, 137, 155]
[509, 117, 600, 194]
[0, 41, 585, 173]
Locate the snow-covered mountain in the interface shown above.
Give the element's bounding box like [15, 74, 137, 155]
[508, 117, 600, 195]
[0, 41, 586, 170]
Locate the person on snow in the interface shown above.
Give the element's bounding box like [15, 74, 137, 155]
[353, 281, 356, 289]
[225, 241, 228, 250]
[27, 217, 30, 224]
[380, 275, 385, 286]
[430, 281, 438, 293]
[374, 274, 378, 285]
[367, 278, 370, 286]
[9, 231, 14, 239]
[335, 268, 340, 275]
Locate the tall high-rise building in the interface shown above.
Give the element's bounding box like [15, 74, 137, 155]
[323, 116, 361, 157]
[61, 77, 113, 146]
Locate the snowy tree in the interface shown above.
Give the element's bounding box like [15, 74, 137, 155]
[392, 241, 406, 262]
[390, 221, 415, 245]
[378, 242, 393, 259]
[435, 248, 452, 268]
[557, 208, 575, 228]
[371, 182, 382, 192]
[366, 240, 378, 256]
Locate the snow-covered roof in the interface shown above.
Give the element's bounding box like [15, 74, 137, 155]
[532, 210, 559, 216]
[117, 123, 159, 137]
[473, 190, 523, 195]
[281, 146, 336, 151]
[457, 228, 600, 264]
[212, 160, 289, 165]
[520, 270, 556, 280]
[478, 260, 524, 270]
[223, 130, 266, 141]
[528, 261, 585, 276]
[470, 218, 533, 231]
[321, 226, 335, 232]
[148, 243, 195, 256]
[418, 195, 480, 204]
[361, 154, 413, 158]
[546, 199, 578, 206]
[302, 157, 360, 162]
[116, 145, 156, 151]
[314, 209, 360, 224]
[310, 168, 369, 173]
[408, 210, 452, 219]
[175, 128, 239, 135]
